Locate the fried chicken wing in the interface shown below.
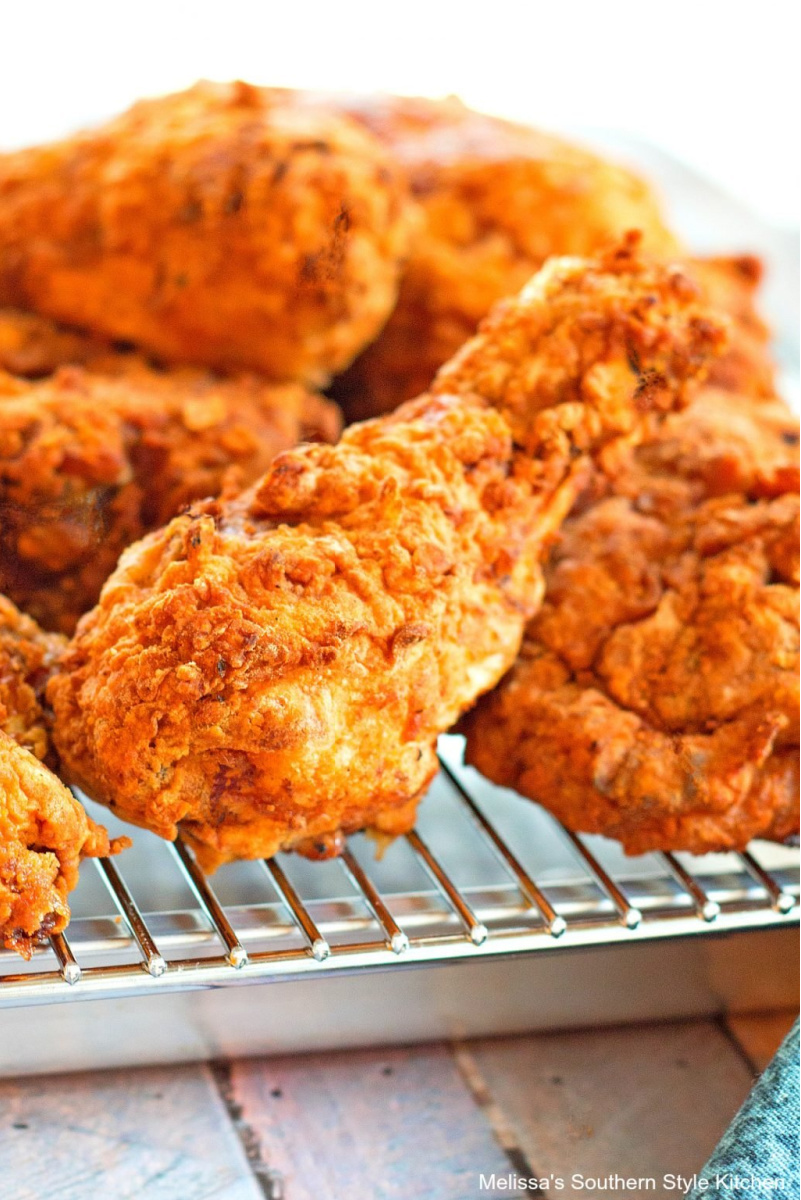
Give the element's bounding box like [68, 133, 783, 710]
[48, 241, 725, 870]
[0, 82, 416, 385]
[1, 595, 124, 955]
[463, 388, 800, 853]
[0, 362, 340, 633]
[327, 94, 680, 418]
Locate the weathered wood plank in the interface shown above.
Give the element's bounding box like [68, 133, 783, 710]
[726, 1009, 797, 1072]
[229, 1042, 512, 1200]
[464, 1019, 755, 1198]
[0, 1062, 260, 1200]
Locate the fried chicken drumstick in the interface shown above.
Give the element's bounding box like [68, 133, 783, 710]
[0, 362, 340, 633]
[0, 82, 415, 385]
[48, 241, 725, 870]
[1, 595, 124, 955]
[462, 387, 799, 854]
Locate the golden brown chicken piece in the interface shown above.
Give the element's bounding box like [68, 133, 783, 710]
[0, 81, 416, 385]
[0, 362, 340, 633]
[0, 307, 116, 377]
[691, 256, 776, 398]
[48, 241, 725, 870]
[0, 592, 65, 762]
[1, 595, 125, 956]
[463, 387, 800, 854]
[327, 93, 680, 418]
[0, 730, 125, 956]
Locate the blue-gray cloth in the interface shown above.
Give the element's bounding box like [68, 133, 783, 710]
[688, 1019, 799, 1199]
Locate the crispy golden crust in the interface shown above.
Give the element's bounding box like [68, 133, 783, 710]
[0, 596, 125, 956]
[0, 307, 115, 377]
[328, 94, 680, 418]
[0, 728, 125, 955]
[0, 82, 416, 385]
[0, 362, 341, 633]
[691, 256, 776, 398]
[463, 389, 800, 854]
[0, 593, 65, 763]
[48, 242, 725, 870]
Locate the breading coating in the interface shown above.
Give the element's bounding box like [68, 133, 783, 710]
[463, 389, 800, 853]
[0, 362, 340, 632]
[48, 241, 725, 869]
[691, 256, 775, 398]
[328, 93, 680, 418]
[0, 306, 114, 377]
[0, 592, 65, 763]
[0, 82, 416, 384]
[0, 595, 125, 956]
[0, 729, 124, 955]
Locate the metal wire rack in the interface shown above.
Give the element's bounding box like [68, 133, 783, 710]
[1, 735, 798, 1008]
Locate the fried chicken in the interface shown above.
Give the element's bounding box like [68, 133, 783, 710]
[327, 93, 680, 419]
[691, 256, 776, 398]
[462, 387, 800, 854]
[320, 95, 777, 421]
[0, 82, 416, 385]
[48, 241, 725, 870]
[0, 730, 125, 955]
[0, 307, 115, 377]
[0, 362, 340, 633]
[0, 592, 65, 763]
[1, 594, 124, 956]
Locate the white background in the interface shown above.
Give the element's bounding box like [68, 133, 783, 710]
[1, 0, 797, 228]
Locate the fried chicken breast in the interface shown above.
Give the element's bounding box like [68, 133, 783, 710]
[1, 595, 124, 955]
[0, 362, 340, 633]
[48, 241, 725, 869]
[462, 388, 800, 854]
[327, 93, 680, 418]
[0, 81, 416, 385]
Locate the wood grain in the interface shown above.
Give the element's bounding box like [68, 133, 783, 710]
[0, 1062, 260, 1200]
[464, 1019, 755, 1198]
[229, 1042, 513, 1200]
[0, 1017, 775, 1199]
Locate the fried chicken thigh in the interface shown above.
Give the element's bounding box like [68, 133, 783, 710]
[1, 595, 123, 955]
[327, 94, 680, 418]
[0, 363, 340, 632]
[49, 242, 724, 869]
[463, 388, 800, 853]
[0, 82, 416, 384]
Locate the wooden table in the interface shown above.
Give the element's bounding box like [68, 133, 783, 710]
[0, 1011, 794, 1199]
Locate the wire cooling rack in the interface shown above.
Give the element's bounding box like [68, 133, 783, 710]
[1, 735, 798, 1008]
